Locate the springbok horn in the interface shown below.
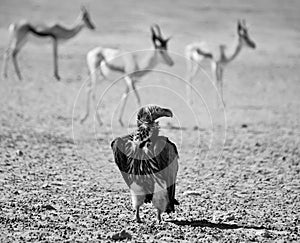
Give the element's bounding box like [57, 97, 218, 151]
[151, 26, 157, 41]
[81, 5, 87, 12]
[166, 36, 172, 42]
[237, 19, 242, 31]
[153, 24, 163, 38]
[242, 19, 247, 27]
[154, 24, 162, 37]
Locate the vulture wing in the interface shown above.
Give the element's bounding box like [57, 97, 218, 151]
[111, 136, 132, 187]
[153, 136, 179, 213]
[111, 135, 155, 195]
[111, 135, 179, 213]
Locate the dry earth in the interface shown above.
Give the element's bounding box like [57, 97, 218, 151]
[0, 0, 299, 242]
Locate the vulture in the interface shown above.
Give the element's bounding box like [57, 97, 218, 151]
[111, 105, 179, 222]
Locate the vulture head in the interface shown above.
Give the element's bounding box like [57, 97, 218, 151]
[137, 105, 173, 127]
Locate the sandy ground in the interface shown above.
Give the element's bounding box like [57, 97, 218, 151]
[0, 0, 299, 242]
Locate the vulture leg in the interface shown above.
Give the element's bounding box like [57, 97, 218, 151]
[135, 206, 142, 223]
[157, 209, 162, 222]
[131, 185, 145, 223]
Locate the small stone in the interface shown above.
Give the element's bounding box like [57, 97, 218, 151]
[111, 230, 132, 241]
[262, 230, 272, 238]
[13, 190, 20, 195]
[16, 150, 23, 156]
[42, 204, 57, 211]
[225, 215, 235, 221]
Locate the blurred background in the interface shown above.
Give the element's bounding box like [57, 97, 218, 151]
[0, 0, 299, 241]
[0, 0, 299, 129]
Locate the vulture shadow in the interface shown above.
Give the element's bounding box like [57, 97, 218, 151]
[167, 219, 266, 230]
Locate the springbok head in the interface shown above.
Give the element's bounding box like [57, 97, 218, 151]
[151, 24, 174, 66]
[237, 20, 256, 49]
[80, 6, 95, 30]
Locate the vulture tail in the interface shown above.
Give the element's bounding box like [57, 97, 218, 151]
[164, 138, 180, 214]
[166, 185, 180, 214]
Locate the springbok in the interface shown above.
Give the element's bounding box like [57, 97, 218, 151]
[185, 20, 256, 105]
[2, 6, 95, 81]
[81, 24, 174, 126]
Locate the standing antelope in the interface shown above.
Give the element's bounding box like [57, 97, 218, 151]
[2, 6, 95, 81]
[81, 25, 174, 126]
[185, 20, 256, 105]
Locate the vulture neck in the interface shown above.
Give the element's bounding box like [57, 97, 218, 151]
[135, 121, 160, 144]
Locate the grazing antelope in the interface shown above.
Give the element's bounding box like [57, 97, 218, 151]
[185, 20, 256, 105]
[2, 6, 95, 81]
[111, 105, 179, 222]
[81, 24, 174, 126]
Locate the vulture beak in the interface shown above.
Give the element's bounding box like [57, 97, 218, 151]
[155, 107, 173, 120]
[137, 106, 173, 123]
[162, 108, 173, 118]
